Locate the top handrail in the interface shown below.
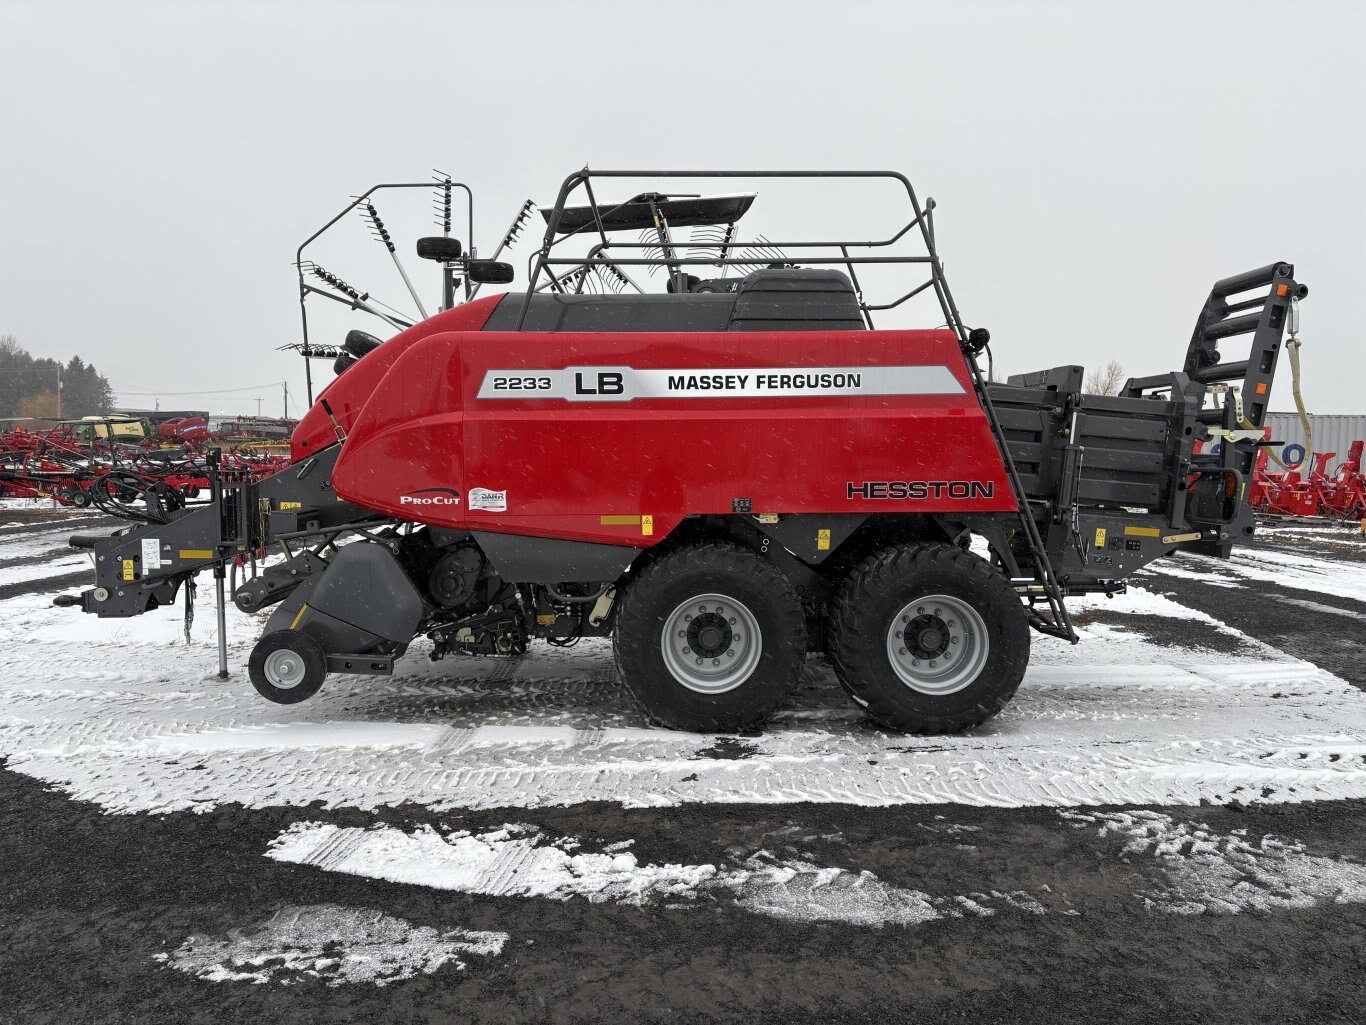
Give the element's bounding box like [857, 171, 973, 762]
[518, 168, 968, 341]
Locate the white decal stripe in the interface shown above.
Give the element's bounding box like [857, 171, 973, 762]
[476, 365, 965, 402]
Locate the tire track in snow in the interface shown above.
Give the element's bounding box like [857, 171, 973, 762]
[6, 571, 1366, 814]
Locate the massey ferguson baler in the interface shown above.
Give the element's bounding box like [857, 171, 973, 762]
[55, 170, 1307, 734]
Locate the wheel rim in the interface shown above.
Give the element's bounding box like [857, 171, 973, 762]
[659, 592, 762, 694]
[263, 648, 308, 690]
[885, 594, 989, 696]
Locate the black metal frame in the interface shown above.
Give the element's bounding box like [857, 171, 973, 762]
[290, 180, 475, 404]
[522, 168, 1075, 640]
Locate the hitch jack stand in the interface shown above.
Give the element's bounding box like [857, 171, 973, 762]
[214, 564, 229, 680]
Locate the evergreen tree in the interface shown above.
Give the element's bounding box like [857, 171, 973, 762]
[0, 337, 115, 419]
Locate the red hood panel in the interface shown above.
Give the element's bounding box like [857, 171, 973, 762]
[330, 327, 1015, 546]
[289, 295, 505, 461]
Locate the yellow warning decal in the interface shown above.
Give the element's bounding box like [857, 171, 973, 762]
[289, 604, 308, 630]
[1123, 526, 1161, 538]
[279, 501, 303, 510]
[641, 515, 654, 536]
[1162, 532, 1203, 545]
[536, 614, 556, 626]
[599, 515, 641, 526]
[817, 529, 831, 551]
[179, 549, 213, 560]
[121, 559, 135, 581]
[1094, 528, 1107, 547]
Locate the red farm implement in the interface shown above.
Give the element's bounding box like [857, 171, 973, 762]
[51, 169, 1311, 736]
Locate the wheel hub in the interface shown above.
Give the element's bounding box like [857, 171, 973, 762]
[263, 649, 307, 689]
[908, 615, 949, 658]
[688, 613, 732, 657]
[886, 594, 990, 696]
[660, 593, 762, 694]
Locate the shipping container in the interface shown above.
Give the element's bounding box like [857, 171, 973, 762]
[1261, 413, 1366, 474]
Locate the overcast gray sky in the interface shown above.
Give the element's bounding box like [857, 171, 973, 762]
[2, 0, 1362, 416]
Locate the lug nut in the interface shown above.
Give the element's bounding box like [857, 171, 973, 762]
[726, 649, 734, 657]
[898, 647, 907, 656]
[713, 659, 720, 666]
[729, 617, 736, 624]
[695, 657, 703, 665]
[930, 660, 937, 668]
[685, 614, 692, 622]
[683, 647, 691, 654]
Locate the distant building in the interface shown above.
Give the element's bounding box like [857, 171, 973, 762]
[1262, 413, 1366, 474]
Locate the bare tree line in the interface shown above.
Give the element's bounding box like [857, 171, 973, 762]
[1085, 360, 1126, 395]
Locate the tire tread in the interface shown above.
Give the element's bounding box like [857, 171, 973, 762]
[825, 542, 1028, 734]
[614, 541, 805, 732]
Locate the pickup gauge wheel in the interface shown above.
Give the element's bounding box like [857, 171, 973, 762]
[826, 543, 1029, 734]
[70, 489, 90, 508]
[248, 630, 327, 704]
[614, 542, 805, 731]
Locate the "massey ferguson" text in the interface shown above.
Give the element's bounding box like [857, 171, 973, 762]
[666, 372, 863, 391]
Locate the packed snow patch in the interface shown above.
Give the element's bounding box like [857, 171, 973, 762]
[1063, 810, 1366, 914]
[270, 822, 719, 905]
[267, 821, 1042, 928]
[154, 904, 506, 986]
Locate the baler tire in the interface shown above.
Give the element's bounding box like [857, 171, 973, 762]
[249, 630, 327, 704]
[614, 541, 805, 732]
[825, 543, 1029, 735]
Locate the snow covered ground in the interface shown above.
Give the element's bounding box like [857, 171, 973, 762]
[3, 515, 1366, 818]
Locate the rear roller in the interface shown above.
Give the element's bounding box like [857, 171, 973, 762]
[248, 630, 327, 704]
[825, 543, 1029, 734]
[614, 541, 805, 732]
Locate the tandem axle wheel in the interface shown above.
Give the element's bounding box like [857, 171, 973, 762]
[826, 542, 1029, 734]
[614, 541, 806, 732]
